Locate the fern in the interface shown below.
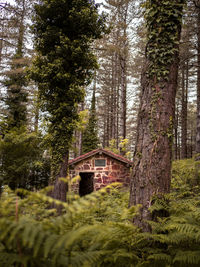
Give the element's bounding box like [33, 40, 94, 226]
[1, 159, 200, 266]
[173, 251, 200, 266]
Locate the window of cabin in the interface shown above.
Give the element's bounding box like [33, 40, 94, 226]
[95, 159, 106, 167]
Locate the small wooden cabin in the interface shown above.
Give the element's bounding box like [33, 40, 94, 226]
[69, 148, 133, 196]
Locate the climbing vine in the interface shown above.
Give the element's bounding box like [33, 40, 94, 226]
[31, 0, 107, 180]
[144, 0, 186, 81]
[142, 0, 186, 144]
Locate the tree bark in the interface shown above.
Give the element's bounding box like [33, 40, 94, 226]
[181, 62, 188, 159]
[174, 99, 179, 160]
[106, 92, 110, 147]
[121, 56, 127, 140]
[0, 38, 3, 64]
[73, 130, 78, 158]
[111, 55, 115, 140]
[190, 126, 194, 158]
[196, 6, 200, 157]
[78, 102, 84, 156]
[17, 0, 25, 56]
[50, 152, 68, 214]
[116, 54, 120, 148]
[129, 0, 183, 231]
[120, 3, 128, 141]
[34, 90, 39, 133]
[178, 131, 181, 159]
[129, 61, 179, 231]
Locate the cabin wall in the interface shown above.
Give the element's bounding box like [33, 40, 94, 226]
[69, 154, 130, 194]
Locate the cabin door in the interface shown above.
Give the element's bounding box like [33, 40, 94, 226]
[79, 172, 94, 196]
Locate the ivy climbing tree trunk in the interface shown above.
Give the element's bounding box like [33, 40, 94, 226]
[129, 0, 185, 231]
[31, 0, 106, 205]
[50, 153, 68, 213]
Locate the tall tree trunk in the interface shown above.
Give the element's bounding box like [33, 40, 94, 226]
[103, 115, 106, 148]
[50, 152, 69, 213]
[129, 62, 179, 231]
[121, 4, 128, 141]
[106, 92, 110, 147]
[178, 131, 181, 159]
[129, 0, 184, 231]
[116, 54, 120, 148]
[79, 102, 84, 156]
[191, 127, 194, 158]
[112, 52, 117, 141]
[73, 130, 78, 158]
[17, 0, 25, 56]
[0, 38, 3, 64]
[111, 55, 115, 140]
[34, 90, 39, 133]
[121, 56, 127, 140]
[174, 101, 179, 160]
[196, 6, 200, 157]
[181, 63, 188, 159]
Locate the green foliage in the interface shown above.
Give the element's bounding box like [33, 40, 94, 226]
[3, 52, 28, 131]
[106, 139, 120, 154]
[144, 0, 186, 80]
[82, 87, 99, 154]
[76, 109, 89, 132]
[30, 0, 107, 178]
[106, 138, 131, 159]
[0, 184, 140, 267]
[172, 158, 200, 195]
[1, 159, 200, 266]
[0, 127, 50, 190]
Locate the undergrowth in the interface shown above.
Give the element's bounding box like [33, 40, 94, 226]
[0, 158, 200, 266]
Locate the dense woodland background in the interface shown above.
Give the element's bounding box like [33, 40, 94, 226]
[1, 0, 200, 188]
[1, 0, 200, 266]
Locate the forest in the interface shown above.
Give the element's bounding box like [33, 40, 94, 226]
[0, 0, 200, 266]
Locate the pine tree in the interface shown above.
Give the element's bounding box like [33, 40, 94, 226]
[129, 0, 186, 231]
[0, 0, 50, 192]
[1, 0, 30, 130]
[96, 0, 137, 149]
[31, 0, 106, 203]
[4, 51, 28, 130]
[82, 84, 99, 154]
[194, 0, 200, 158]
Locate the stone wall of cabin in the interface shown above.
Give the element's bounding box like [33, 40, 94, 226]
[69, 154, 131, 194]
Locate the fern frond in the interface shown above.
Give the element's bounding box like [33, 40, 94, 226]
[148, 253, 172, 264]
[173, 251, 200, 265]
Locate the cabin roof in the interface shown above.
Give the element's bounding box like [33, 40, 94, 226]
[69, 148, 133, 166]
